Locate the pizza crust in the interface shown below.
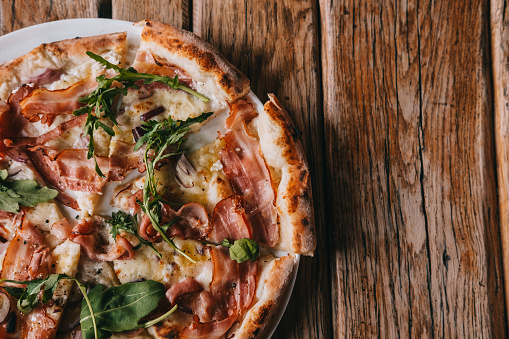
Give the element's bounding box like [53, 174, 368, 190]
[0, 32, 128, 101]
[135, 20, 250, 104]
[258, 94, 316, 256]
[230, 254, 298, 339]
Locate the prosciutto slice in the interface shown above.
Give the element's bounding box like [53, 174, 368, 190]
[133, 51, 194, 88]
[26, 146, 109, 194]
[168, 197, 257, 338]
[182, 315, 238, 339]
[56, 149, 109, 193]
[0, 87, 32, 152]
[207, 196, 252, 244]
[69, 218, 134, 262]
[220, 100, 278, 246]
[139, 202, 210, 242]
[1, 215, 52, 281]
[108, 141, 146, 181]
[4, 114, 86, 147]
[19, 79, 97, 125]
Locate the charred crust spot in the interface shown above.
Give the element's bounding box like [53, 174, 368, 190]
[154, 323, 182, 338]
[254, 302, 273, 325]
[146, 21, 152, 26]
[299, 170, 308, 182]
[301, 217, 309, 226]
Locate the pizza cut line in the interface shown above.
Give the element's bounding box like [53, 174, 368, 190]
[0, 20, 316, 339]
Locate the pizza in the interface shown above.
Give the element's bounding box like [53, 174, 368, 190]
[0, 20, 316, 339]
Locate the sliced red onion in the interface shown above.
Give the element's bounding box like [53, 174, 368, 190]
[132, 126, 146, 142]
[0, 291, 11, 324]
[72, 331, 82, 339]
[140, 106, 165, 121]
[173, 153, 196, 188]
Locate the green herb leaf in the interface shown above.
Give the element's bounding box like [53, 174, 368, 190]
[0, 175, 58, 213]
[0, 274, 72, 314]
[80, 281, 166, 337]
[109, 211, 162, 258]
[228, 238, 260, 263]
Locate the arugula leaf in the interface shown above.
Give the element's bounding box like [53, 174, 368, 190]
[0, 274, 72, 314]
[109, 211, 162, 258]
[0, 172, 58, 213]
[135, 112, 212, 264]
[74, 52, 210, 177]
[220, 238, 260, 263]
[80, 281, 166, 338]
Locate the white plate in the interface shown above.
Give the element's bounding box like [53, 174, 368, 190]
[0, 18, 298, 338]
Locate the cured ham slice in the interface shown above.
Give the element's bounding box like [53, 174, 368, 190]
[220, 100, 278, 246]
[69, 218, 134, 262]
[56, 149, 109, 193]
[25, 146, 64, 190]
[1, 215, 52, 281]
[166, 277, 203, 305]
[26, 146, 108, 194]
[4, 115, 86, 147]
[0, 87, 32, 152]
[19, 79, 97, 125]
[181, 315, 237, 339]
[169, 247, 257, 337]
[207, 196, 252, 244]
[167, 197, 257, 338]
[133, 51, 194, 88]
[139, 202, 210, 242]
[108, 141, 146, 181]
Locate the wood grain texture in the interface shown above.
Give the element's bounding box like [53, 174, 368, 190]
[321, 0, 506, 337]
[112, 0, 191, 30]
[193, 1, 331, 338]
[0, 0, 107, 35]
[492, 0, 509, 329]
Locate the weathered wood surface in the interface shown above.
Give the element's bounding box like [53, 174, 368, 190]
[112, 0, 191, 30]
[321, 0, 506, 337]
[0, 0, 110, 36]
[1, 0, 509, 337]
[492, 0, 509, 330]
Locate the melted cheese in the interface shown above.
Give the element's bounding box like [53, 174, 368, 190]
[153, 138, 232, 212]
[52, 239, 81, 276]
[113, 238, 213, 288]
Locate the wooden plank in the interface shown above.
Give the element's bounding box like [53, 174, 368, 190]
[320, 0, 506, 337]
[112, 0, 191, 30]
[0, 0, 107, 35]
[491, 0, 509, 328]
[194, 1, 331, 338]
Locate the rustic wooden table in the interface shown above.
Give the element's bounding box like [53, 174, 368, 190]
[3, 0, 509, 338]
